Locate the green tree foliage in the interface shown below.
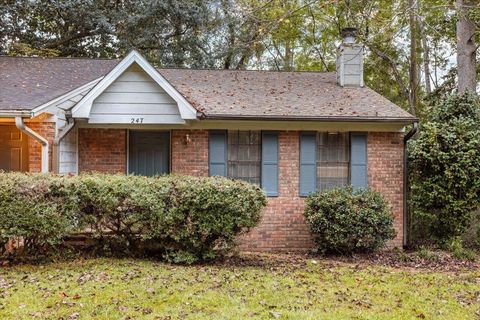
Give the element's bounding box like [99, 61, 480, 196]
[0, 0, 217, 66]
[408, 93, 480, 243]
[2, 0, 478, 109]
[0, 0, 117, 57]
[114, 0, 216, 67]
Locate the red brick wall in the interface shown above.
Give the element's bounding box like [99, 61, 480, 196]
[239, 131, 314, 252]
[171, 130, 209, 176]
[70, 127, 405, 251]
[239, 131, 405, 251]
[367, 132, 404, 248]
[78, 128, 126, 173]
[27, 121, 55, 172]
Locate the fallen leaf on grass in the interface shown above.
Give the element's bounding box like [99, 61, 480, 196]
[69, 312, 80, 320]
[146, 287, 155, 294]
[142, 307, 153, 314]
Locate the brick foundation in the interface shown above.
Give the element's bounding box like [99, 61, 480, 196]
[78, 128, 126, 173]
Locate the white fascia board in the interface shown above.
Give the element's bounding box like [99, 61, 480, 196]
[71, 50, 198, 120]
[30, 78, 102, 118]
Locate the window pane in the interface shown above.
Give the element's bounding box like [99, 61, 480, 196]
[227, 131, 261, 185]
[317, 132, 350, 192]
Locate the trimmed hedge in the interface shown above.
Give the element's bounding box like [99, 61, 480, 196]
[304, 187, 396, 254]
[0, 172, 266, 263]
[0, 173, 79, 258]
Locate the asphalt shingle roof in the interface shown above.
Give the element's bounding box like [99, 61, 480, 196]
[0, 56, 416, 121]
[161, 69, 416, 121]
[0, 56, 118, 112]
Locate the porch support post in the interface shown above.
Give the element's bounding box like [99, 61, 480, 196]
[53, 120, 75, 173]
[15, 117, 49, 173]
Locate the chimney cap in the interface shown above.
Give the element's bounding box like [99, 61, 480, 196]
[340, 27, 358, 44]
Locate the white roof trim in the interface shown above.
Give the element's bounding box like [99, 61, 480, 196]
[30, 78, 102, 118]
[71, 50, 198, 120]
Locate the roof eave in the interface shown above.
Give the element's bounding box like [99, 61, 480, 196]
[0, 110, 32, 118]
[200, 114, 419, 123]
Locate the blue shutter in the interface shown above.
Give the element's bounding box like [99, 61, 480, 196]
[350, 133, 368, 190]
[261, 132, 278, 196]
[299, 133, 317, 196]
[209, 131, 227, 176]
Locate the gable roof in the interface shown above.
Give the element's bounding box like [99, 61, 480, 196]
[72, 50, 197, 120]
[0, 55, 416, 122]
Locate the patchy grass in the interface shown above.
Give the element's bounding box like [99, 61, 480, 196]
[0, 255, 479, 320]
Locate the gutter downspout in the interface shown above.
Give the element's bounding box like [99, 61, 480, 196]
[403, 121, 418, 248]
[53, 120, 75, 173]
[15, 117, 49, 173]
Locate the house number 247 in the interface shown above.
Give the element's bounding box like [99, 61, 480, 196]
[130, 118, 144, 124]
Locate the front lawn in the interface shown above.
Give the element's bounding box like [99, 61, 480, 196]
[0, 255, 479, 320]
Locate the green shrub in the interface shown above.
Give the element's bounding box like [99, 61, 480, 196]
[414, 246, 442, 262]
[74, 174, 164, 254]
[408, 93, 480, 244]
[0, 172, 79, 257]
[0, 172, 266, 263]
[144, 175, 266, 263]
[304, 187, 396, 254]
[462, 209, 480, 249]
[442, 237, 477, 262]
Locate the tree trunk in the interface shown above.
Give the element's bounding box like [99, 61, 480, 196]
[284, 39, 293, 71]
[456, 0, 477, 94]
[419, 12, 432, 93]
[408, 0, 418, 115]
[221, 0, 235, 69]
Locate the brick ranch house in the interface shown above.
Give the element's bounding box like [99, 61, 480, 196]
[0, 34, 417, 251]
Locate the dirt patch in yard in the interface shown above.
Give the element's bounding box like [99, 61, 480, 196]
[221, 249, 479, 273]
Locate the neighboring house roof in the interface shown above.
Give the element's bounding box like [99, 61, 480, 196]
[0, 56, 118, 112]
[0, 55, 416, 121]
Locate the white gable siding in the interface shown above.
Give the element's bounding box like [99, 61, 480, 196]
[89, 64, 184, 124]
[58, 127, 78, 174]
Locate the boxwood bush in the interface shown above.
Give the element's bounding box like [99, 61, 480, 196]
[0, 172, 79, 258]
[144, 175, 266, 263]
[304, 187, 396, 254]
[72, 174, 165, 255]
[0, 173, 267, 263]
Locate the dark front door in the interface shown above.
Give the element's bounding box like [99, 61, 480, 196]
[128, 131, 170, 176]
[0, 124, 29, 172]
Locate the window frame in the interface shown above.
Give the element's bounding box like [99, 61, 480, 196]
[316, 131, 350, 192]
[299, 131, 352, 196]
[208, 130, 279, 197]
[226, 130, 262, 186]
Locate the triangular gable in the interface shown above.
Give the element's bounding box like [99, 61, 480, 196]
[71, 50, 198, 120]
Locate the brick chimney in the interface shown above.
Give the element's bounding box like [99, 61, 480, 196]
[336, 27, 364, 87]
